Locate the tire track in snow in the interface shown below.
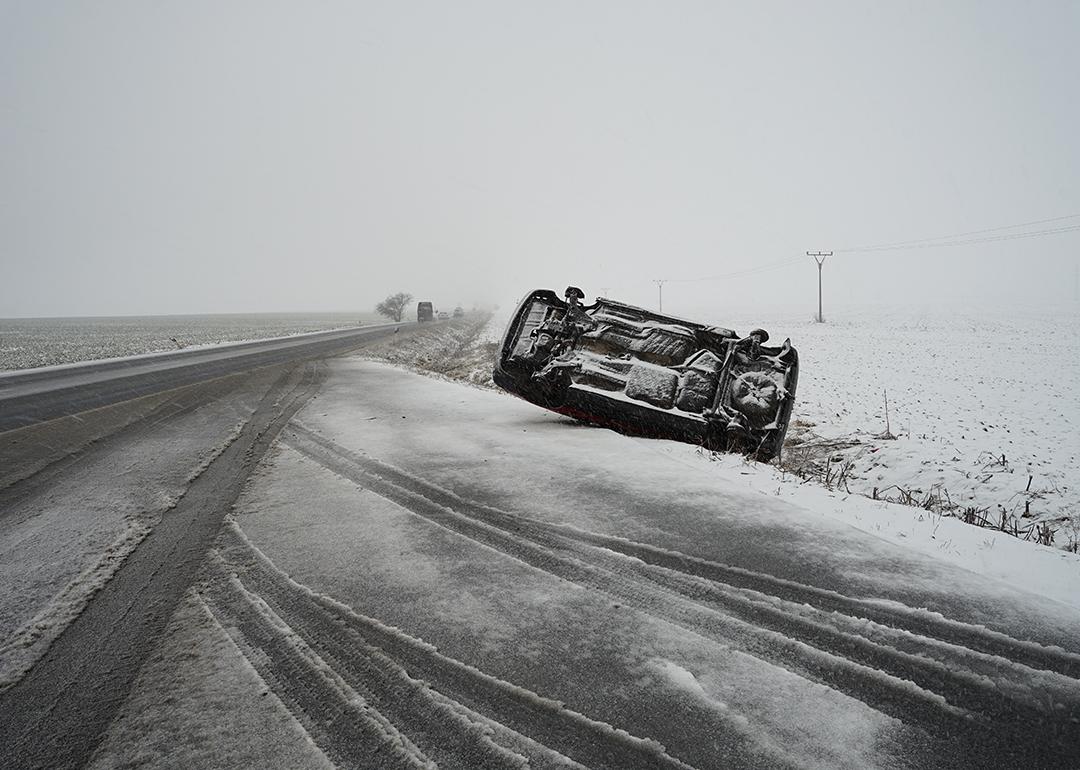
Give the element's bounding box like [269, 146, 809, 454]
[429, 693, 592, 770]
[282, 426, 968, 728]
[206, 547, 535, 769]
[211, 523, 703, 770]
[282, 424, 1080, 747]
[204, 561, 440, 770]
[0, 362, 324, 770]
[0, 367, 256, 509]
[563, 528, 1080, 680]
[288, 424, 1080, 681]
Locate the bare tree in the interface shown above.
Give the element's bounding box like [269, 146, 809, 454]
[375, 292, 413, 322]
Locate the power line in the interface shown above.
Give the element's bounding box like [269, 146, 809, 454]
[650, 212, 1080, 299]
[840, 224, 1080, 253]
[680, 220, 1080, 281]
[665, 256, 805, 283]
[837, 212, 1080, 253]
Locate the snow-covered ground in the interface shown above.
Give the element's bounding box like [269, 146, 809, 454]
[87, 357, 1079, 768]
[730, 304, 1079, 552]
[5, 305, 1078, 767]
[367, 302, 1079, 555]
[296, 354, 1080, 611]
[357, 312, 500, 387]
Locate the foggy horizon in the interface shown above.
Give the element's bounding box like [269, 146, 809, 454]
[3, 1, 1078, 320]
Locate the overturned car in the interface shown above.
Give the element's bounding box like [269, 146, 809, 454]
[493, 287, 799, 461]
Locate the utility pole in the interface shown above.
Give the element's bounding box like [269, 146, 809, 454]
[653, 279, 667, 312]
[807, 251, 832, 323]
[599, 287, 613, 298]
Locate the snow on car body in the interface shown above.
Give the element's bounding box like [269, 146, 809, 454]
[493, 287, 799, 461]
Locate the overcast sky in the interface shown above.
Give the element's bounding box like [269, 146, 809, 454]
[2, 1, 1078, 319]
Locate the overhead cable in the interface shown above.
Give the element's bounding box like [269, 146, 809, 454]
[836, 212, 1080, 253]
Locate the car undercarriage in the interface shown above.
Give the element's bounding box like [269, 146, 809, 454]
[493, 287, 799, 461]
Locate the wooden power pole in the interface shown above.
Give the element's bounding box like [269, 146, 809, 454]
[807, 251, 832, 322]
[653, 279, 667, 312]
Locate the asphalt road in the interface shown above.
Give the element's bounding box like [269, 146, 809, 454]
[0, 323, 405, 432]
[0, 325, 404, 769]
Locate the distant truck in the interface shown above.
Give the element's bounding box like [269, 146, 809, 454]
[453, 306, 465, 318]
[417, 302, 434, 322]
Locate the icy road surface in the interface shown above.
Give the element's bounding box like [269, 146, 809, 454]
[87, 359, 1080, 769]
[0, 321, 404, 431]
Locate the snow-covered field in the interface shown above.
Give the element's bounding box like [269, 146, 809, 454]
[740, 305, 1079, 551]
[0, 312, 380, 371]
[365, 302, 1079, 557]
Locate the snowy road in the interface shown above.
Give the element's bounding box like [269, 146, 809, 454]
[3, 354, 1080, 768]
[0, 327, 397, 767]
